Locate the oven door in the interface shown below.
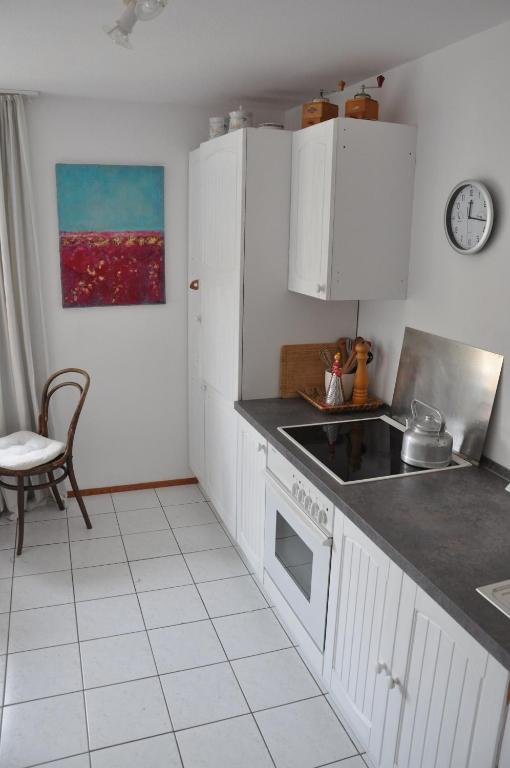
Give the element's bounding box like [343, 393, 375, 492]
[264, 472, 332, 650]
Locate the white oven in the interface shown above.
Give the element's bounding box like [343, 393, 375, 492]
[264, 446, 334, 651]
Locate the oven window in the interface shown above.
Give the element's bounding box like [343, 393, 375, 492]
[275, 511, 313, 601]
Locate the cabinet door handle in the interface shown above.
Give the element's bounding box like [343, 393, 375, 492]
[387, 676, 401, 691]
[189, 279, 200, 290]
[194, 314, 202, 323]
[257, 443, 267, 453]
[376, 661, 389, 675]
[316, 283, 326, 294]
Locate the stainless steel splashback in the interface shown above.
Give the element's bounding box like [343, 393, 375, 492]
[391, 328, 503, 463]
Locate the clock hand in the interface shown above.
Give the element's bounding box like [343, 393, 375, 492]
[468, 215, 487, 222]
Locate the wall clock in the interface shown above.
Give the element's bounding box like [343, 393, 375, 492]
[444, 180, 494, 254]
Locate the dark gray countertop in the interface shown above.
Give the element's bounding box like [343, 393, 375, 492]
[235, 397, 510, 672]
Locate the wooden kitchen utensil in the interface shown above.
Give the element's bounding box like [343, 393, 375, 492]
[352, 341, 371, 404]
[337, 337, 349, 367]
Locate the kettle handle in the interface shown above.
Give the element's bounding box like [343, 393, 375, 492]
[411, 399, 445, 429]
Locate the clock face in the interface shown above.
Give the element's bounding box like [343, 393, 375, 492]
[445, 181, 494, 254]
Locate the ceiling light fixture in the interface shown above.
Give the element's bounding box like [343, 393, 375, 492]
[104, 0, 168, 49]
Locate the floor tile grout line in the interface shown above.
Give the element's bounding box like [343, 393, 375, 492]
[0, 514, 17, 749]
[205, 502, 355, 760]
[10, 540, 246, 583]
[22, 748, 93, 768]
[322, 695, 363, 757]
[6, 568, 277, 616]
[0, 491, 231, 765]
[0, 670, 328, 719]
[148, 513, 265, 761]
[6, 636, 300, 678]
[315, 752, 364, 768]
[2, 491, 357, 767]
[110, 502, 186, 768]
[8, 605, 280, 653]
[173, 530, 279, 768]
[65, 507, 93, 768]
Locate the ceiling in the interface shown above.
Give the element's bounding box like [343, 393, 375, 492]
[2, 0, 510, 108]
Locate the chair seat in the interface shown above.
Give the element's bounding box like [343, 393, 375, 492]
[0, 431, 65, 471]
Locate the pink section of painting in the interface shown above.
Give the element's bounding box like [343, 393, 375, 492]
[60, 230, 165, 307]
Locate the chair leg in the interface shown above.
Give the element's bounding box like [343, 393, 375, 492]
[17, 476, 25, 556]
[48, 471, 66, 511]
[67, 459, 92, 529]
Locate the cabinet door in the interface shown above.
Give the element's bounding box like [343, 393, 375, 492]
[236, 417, 267, 579]
[200, 130, 245, 400]
[204, 386, 236, 537]
[288, 119, 337, 300]
[188, 149, 204, 481]
[325, 513, 402, 748]
[371, 576, 508, 768]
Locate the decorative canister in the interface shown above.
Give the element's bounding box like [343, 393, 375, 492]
[209, 116, 227, 139]
[228, 105, 249, 132]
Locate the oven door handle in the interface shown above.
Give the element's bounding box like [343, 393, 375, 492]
[265, 470, 333, 548]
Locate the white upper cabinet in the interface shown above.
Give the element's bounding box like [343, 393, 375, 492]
[289, 119, 336, 298]
[289, 118, 417, 301]
[200, 130, 245, 401]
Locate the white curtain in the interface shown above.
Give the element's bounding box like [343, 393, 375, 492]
[0, 94, 48, 512]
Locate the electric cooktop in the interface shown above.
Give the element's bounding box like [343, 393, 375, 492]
[278, 415, 469, 485]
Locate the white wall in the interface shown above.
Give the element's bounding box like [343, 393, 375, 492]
[27, 95, 282, 488]
[286, 20, 510, 468]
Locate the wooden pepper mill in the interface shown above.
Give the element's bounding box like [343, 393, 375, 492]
[351, 341, 371, 405]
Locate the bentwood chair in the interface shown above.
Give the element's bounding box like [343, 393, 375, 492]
[0, 368, 92, 555]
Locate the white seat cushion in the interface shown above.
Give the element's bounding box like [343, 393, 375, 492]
[0, 431, 65, 471]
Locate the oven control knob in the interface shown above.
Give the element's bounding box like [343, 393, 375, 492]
[298, 488, 306, 504]
[291, 483, 299, 498]
[319, 509, 328, 526]
[304, 495, 312, 512]
[311, 502, 320, 519]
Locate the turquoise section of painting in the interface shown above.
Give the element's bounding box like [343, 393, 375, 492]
[56, 164, 164, 232]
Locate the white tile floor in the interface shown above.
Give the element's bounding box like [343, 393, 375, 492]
[0, 485, 368, 768]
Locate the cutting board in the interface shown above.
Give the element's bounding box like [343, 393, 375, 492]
[279, 342, 339, 398]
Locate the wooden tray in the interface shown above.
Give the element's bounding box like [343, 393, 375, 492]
[298, 387, 384, 413]
[279, 342, 339, 398]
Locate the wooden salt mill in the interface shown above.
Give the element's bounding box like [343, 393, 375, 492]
[351, 341, 371, 405]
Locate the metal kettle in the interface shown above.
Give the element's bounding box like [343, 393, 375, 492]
[401, 399, 453, 469]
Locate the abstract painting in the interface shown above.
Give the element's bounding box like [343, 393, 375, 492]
[56, 163, 165, 307]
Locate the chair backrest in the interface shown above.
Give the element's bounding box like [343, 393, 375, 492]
[38, 368, 90, 458]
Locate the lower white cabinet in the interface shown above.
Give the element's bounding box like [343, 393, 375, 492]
[326, 509, 510, 768]
[236, 416, 267, 579]
[203, 386, 237, 538]
[370, 576, 509, 768]
[324, 515, 403, 748]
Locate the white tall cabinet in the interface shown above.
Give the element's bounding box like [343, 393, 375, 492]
[187, 128, 357, 537]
